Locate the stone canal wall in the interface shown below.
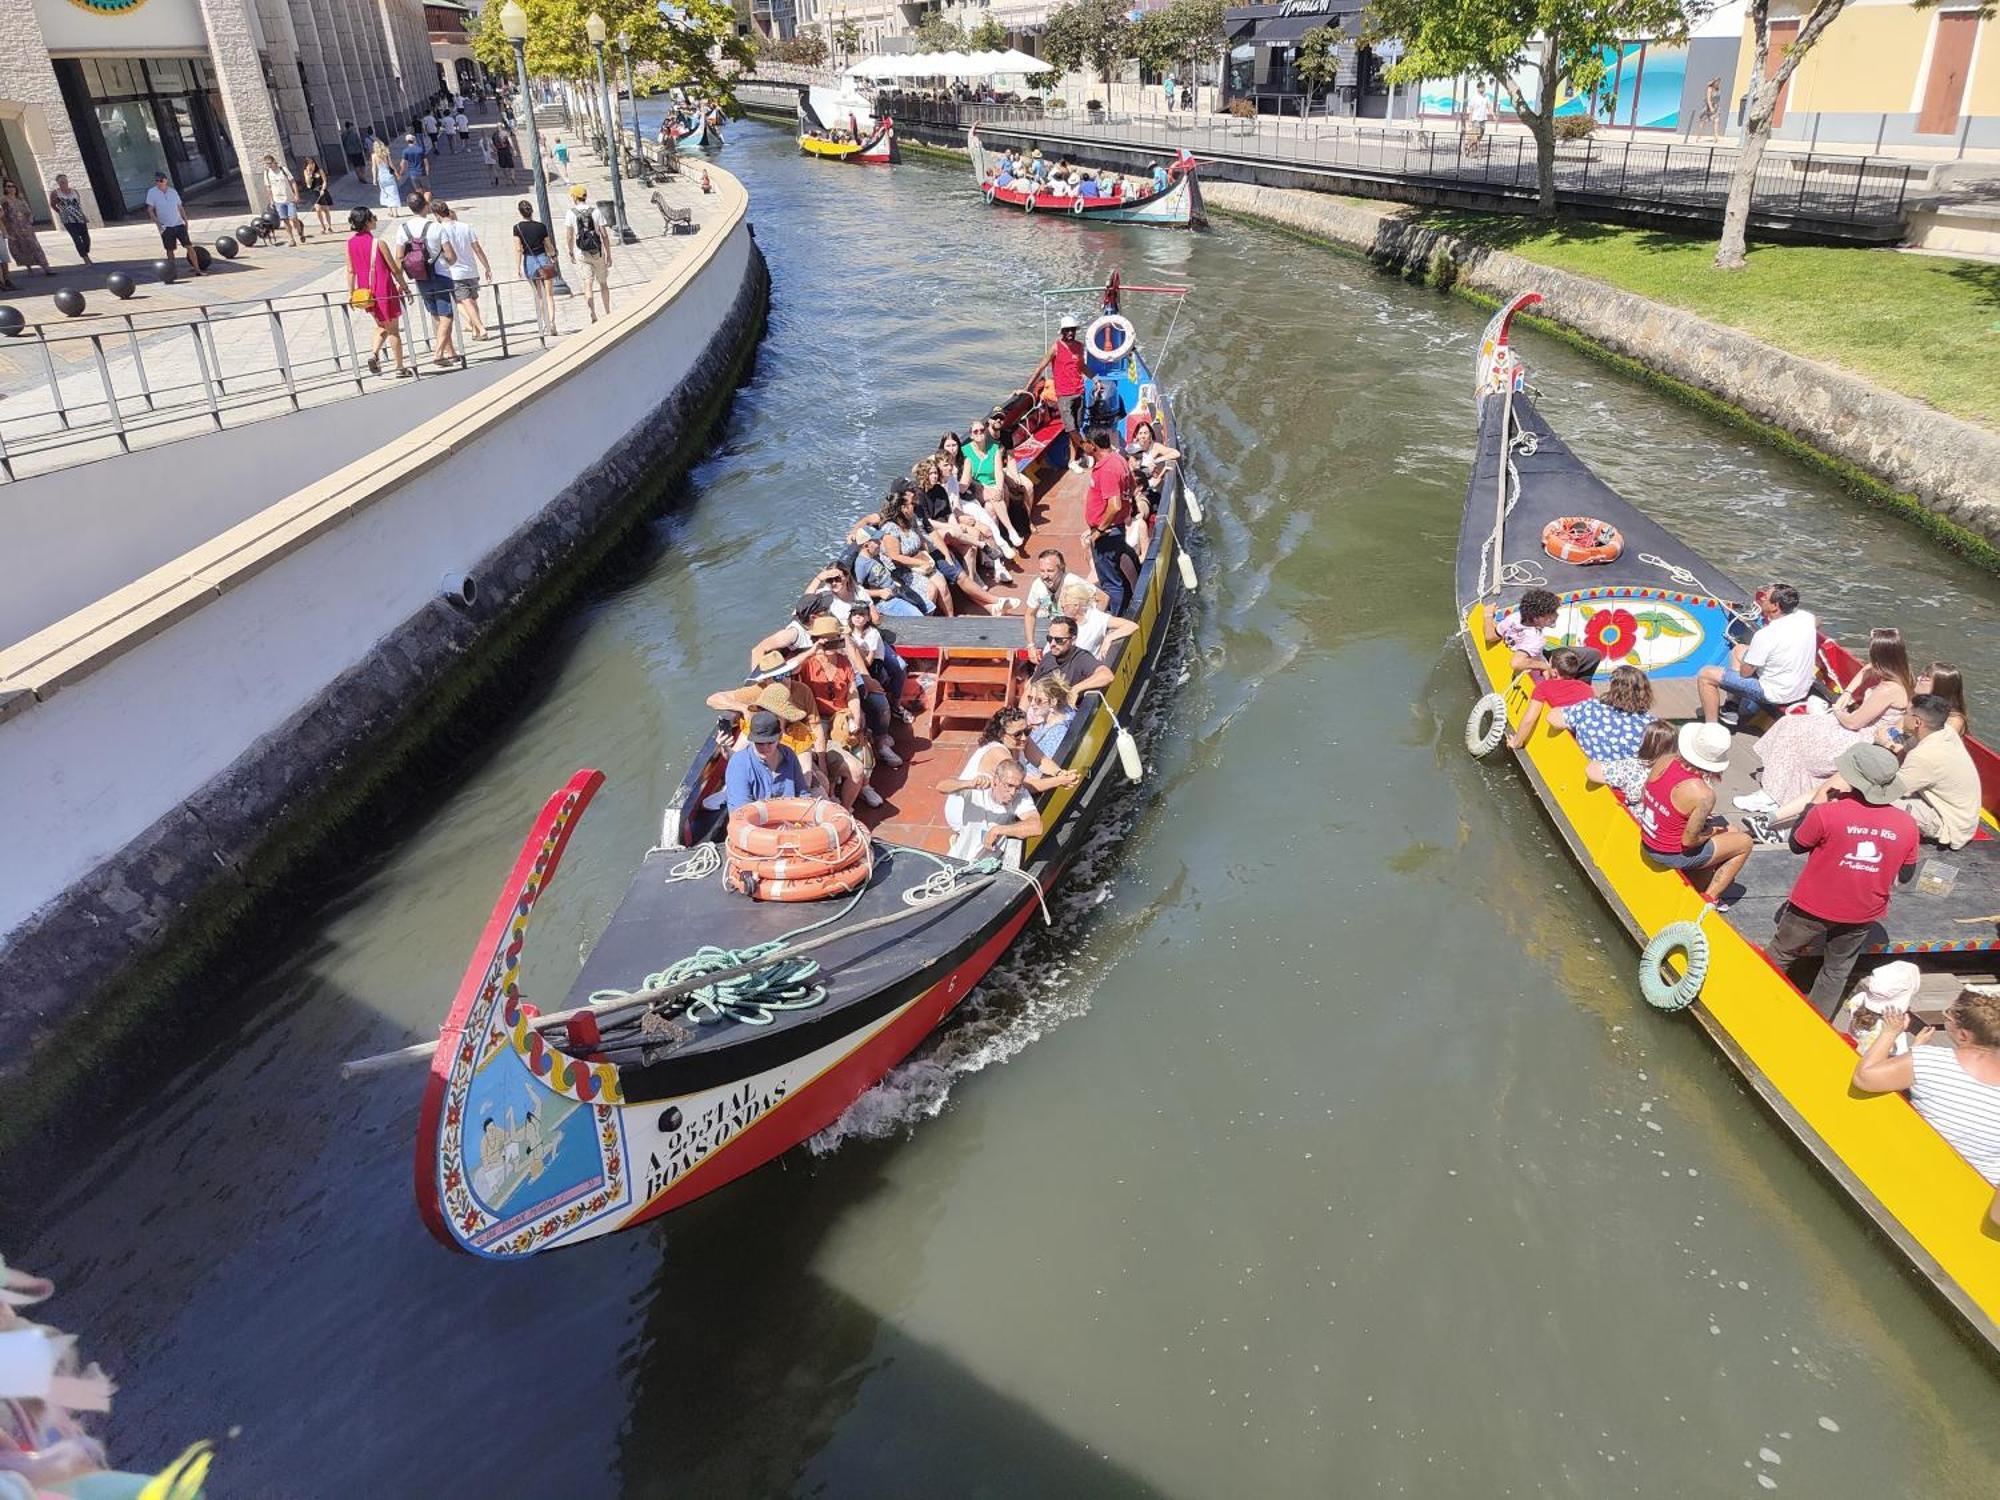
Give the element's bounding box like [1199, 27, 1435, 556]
[0, 168, 768, 1089]
[1201, 182, 2000, 555]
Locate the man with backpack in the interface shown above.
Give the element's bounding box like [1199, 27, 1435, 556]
[564, 183, 613, 323]
[395, 190, 461, 369]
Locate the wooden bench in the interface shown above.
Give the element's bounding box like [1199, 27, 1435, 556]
[648, 191, 695, 234]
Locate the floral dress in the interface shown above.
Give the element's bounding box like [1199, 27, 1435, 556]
[1, 194, 49, 269]
[1752, 685, 1905, 806]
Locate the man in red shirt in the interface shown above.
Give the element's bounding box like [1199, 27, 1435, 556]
[1767, 742, 1921, 1016]
[1049, 314, 1088, 467]
[1082, 428, 1139, 616]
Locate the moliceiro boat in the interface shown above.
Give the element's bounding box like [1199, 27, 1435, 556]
[968, 126, 1205, 228]
[400, 276, 1194, 1257]
[797, 94, 897, 165]
[1455, 293, 2000, 1355]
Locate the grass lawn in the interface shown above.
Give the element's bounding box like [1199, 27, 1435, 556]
[1416, 213, 2000, 432]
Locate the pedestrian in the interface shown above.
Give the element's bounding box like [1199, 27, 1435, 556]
[431, 199, 492, 343]
[552, 136, 570, 178]
[395, 189, 458, 369]
[301, 157, 334, 235]
[144, 170, 200, 276]
[345, 206, 410, 378]
[0, 181, 52, 277]
[1163, 71, 1177, 112]
[342, 120, 367, 184]
[372, 140, 401, 212]
[479, 133, 498, 185]
[512, 198, 559, 335]
[1464, 85, 1492, 156]
[1766, 743, 1922, 1017]
[563, 183, 612, 323]
[1698, 77, 1723, 141]
[261, 153, 306, 244]
[455, 104, 470, 151]
[421, 108, 439, 158]
[400, 131, 428, 189]
[495, 127, 516, 176]
[47, 174, 90, 263]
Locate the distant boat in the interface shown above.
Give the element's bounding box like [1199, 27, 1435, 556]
[796, 94, 896, 165]
[1456, 291, 2000, 1358]
[968, 126, 1204, 228]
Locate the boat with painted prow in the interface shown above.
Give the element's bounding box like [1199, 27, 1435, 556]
[968, 127, 1204, 228]
[797, 95, 897, 165]
[1456, 291, 2000, 1355]
[405, 275, 1194, 1256]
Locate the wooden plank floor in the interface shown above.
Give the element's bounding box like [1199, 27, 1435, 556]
[863, 463, 1095, 856]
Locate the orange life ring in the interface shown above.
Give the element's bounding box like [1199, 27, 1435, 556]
[730, 857, 873, 903]
[728, 797, 854, 860]
[1542, 515, 1624, 565]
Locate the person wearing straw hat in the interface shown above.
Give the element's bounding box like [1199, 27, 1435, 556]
[1767, 742, 1921, 1015]
[1636, 722, 1753, 905]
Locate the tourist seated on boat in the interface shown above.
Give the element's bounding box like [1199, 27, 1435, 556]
[1058, 579, 1138, 660]
[943, 754, 1044, 862]
[1482, 588, 1562, 677]
[1078, 172, 1103, 200]
[1507, 647, 1597, 750]
[847, 598, 911, 722]
[912, 457, 1014, 588]
[748, 590, 842, 670]
[1637, 722, 1755, 905]
[724, 709, 809, 812]
[1034, 615, 1116, 696]
[1124, 419, 1180, 501]
[851, 529, 925, 617]
[1884, 693, 1982, 849]
[939, 431, 1022, 563]
[1025, 674, 1077, 759]
[1852, 985, 2000, 1199]
[960, 420, 1031, 555]
[994, 157, 1017, 189]
[1697, 581, 1816, 726]
[942, 708, 1080, 797]
[1548, 665, 1656, 781]
[1737, 626, 1913, 821]
[873, 496, 958, 615]
[836, 605, 905, 768]
[1595, 717, 1680, 807]
[1024, 549, 1105, 654]
[1029, 149, 1048, 182]
[1915, 661, 1970, 735]
[796, 614, 883, 809]
[705, 680, 823, 805]
[1765, 742, 1921, 1016]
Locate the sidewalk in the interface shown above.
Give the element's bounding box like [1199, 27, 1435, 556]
[0, 111, 727, 478]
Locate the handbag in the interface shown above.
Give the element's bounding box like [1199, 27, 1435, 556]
[348, 286, 374, 310]
[533, 258, 557, 282]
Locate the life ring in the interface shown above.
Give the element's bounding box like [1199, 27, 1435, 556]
[727, 797, 853, 856]
[725, 798, 871, 899]
[1071, 196, 1088, 216]
[728, 854, 871, 902]
[1542, 515, 1624, 566]
[1638, 920, 1709, 1011]
[1465, 692, 1508, 756]
[1085, 313, 1135, 364]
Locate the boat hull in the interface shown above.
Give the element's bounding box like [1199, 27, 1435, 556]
[968, 127, 1204, 227]
[1455, 298, 2000, 1358]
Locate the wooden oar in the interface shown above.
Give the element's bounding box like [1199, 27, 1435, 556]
[338, 871, 1007, 1080]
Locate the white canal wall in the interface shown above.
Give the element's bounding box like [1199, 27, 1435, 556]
[0, 167, 767, 1077]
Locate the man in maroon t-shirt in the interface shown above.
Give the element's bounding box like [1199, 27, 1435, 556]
[1083, 428, 1139, 616]
[1768, 743, 1921, 1016]
[1050, 314, 1088, 463]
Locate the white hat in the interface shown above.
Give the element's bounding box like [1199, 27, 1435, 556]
[1059, 314, 1080, 331]
[1677, 721, 1731, 774]
[1856, 961, 1922, 1013]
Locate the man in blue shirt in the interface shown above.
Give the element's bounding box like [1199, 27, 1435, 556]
[725, 710, 806, 811]
[1150, 162, 1171, 194]
[1078, 172, 1101, 200]
[400, 132, 428, 188]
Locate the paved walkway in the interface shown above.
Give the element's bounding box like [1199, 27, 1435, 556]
[0, 110, 727, 479]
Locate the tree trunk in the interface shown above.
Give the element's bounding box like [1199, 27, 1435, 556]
[1529, 113, 1557, 216]
[1714, 111, 1771, 268]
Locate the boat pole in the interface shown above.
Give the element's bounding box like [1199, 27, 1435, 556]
[338, 871, 1008, 1079]
[1488, 377, 1515, 597]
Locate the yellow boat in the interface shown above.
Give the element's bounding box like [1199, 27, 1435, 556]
[1457, 292, 2000, 1356]
[795, 94, 897, 165]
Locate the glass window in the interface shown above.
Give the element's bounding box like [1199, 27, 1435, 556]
[99, 58, 140, 97]
[1227, 43, 1254, 98]
[1630, 41, 1686, 130]
[96, 101, 168, 208]
[156, 95, 213, 185]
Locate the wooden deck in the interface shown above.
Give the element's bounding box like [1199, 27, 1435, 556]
[861, 463, 1095, 856]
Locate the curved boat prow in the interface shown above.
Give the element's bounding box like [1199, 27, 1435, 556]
[1475, 290, 1542, 407]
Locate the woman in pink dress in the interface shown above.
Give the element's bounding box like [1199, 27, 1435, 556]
[1739, 625, 1913, 820]
[345, 206, 411, 378]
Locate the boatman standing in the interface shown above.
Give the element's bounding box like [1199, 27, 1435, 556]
[1051, 315, 1088, 465]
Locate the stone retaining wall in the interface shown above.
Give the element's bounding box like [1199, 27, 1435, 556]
[1201, 181, 2000, 550]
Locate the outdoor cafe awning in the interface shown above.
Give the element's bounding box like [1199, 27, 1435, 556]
[845, 50, 1055, 80]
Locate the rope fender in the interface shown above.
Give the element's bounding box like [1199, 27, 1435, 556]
[1639, 913, 1711, 1011]
[1465, 693, 1508, 757]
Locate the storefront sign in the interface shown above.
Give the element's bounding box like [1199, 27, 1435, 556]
[66, 0, 153, 13]
[1275, 0, 1338, 13]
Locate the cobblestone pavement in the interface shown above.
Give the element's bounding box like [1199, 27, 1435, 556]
[0, 107, 727, 478]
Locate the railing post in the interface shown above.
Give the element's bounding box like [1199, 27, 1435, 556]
[1796, 150, 1812, 211]
[87, 334, 130, 452]
[186, 324, 224, 429]
[493, 281, 509, 359]
[267, 304, 300, 410]
[34, 333, 71, 431]
[1701, 147, 1713, 202]
[121, 313, 155, 412]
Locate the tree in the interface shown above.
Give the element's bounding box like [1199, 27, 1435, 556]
[1133, 0, 1223, 98]
[914, 16, 969, 51]
[1364, 0, 1699, 217]
[968, 16, 1009, 52]
[772, 31, 828, 67]
[475, 0, 751, 110]
[1043, 0, 1133, 105]
[834, 17, 862, 62]
[1293, 24, 1342, 115]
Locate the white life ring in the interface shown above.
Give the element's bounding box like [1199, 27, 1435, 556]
[1464, 692, 1507, 756]
[1085, 313, 1135, 364]
[1071, 196, 1088, 216]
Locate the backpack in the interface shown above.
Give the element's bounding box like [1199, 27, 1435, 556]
[399, 219, 433, 281]
[573, 209, 602, 257]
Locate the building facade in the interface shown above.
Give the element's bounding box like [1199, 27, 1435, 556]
[2, 0, 441, 225]
[427, 0, 486, 98]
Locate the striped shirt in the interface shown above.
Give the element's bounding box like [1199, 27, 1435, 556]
[1908, 1045, 2000, 1184]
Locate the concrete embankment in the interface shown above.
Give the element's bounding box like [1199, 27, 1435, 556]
[1197, 182, 2000, 556]
[0, 167, 769, 1099]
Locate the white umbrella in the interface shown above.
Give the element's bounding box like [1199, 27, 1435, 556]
[997, 48, 1054, 74]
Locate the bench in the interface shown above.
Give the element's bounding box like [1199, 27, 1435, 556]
[649, 191, 696, 234]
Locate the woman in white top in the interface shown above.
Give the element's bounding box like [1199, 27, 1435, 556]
[1853, 986, 2000, 1228]
[1743, 625, 1914, 820]
[939, 709, 1078, 796]
[1056, 581, 1138, 660]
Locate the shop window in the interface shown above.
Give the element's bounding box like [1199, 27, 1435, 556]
[95, 101, 168, 209]
[1227, 42, 1254, 98]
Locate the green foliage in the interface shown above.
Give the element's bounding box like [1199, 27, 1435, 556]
[1043, 0, 1133, 82]
[1132, 0, 1226, 75]
[476, 0, 750, 104]
[1292, 23, 1342, 103]
[1553, 113, 1594, 139]
[770, 31, 828, 65]
[1227, 96, 1257, 117]
[915, 15, 969, 51]
[834, 18, 863, 57]
[968, 16, 1009, 51]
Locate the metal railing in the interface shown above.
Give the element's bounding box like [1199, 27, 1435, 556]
[875, 94, 1920, 229]
[0, 259, 667, 484]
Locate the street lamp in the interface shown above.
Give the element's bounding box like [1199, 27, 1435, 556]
[617, 29, 651, 187]
[499, 0, 570, 292]
[586, 12, 635, 245]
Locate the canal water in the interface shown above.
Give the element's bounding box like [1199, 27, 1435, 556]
[14, 118, 2000, 1496]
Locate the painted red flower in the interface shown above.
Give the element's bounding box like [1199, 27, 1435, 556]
[1583, 607, 1639, 659]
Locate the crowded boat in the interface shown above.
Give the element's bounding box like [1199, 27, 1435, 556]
[968, 127, 1205, 228]
[383, 275, 1197, 1257]
[1458, 293, 2000, 1354]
